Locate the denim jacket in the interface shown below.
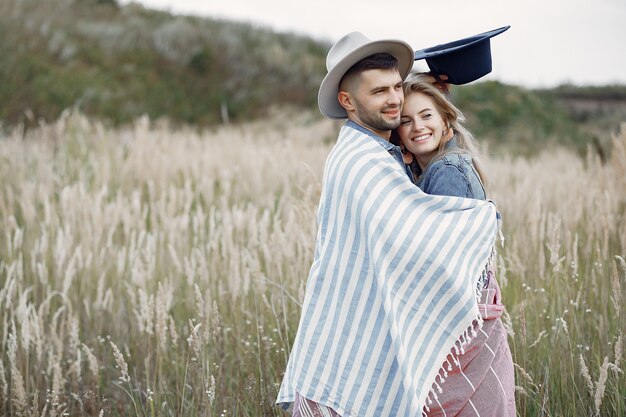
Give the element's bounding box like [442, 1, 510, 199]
[414, 138, 486, 200]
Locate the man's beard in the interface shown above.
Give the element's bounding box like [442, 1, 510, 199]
[354, 100, 401, 132]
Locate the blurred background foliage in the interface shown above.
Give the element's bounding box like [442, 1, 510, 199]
[1, 0, 626, 156]
[0, 0, 327, 127]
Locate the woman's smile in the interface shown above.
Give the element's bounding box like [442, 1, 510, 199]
[409, 133, 432, 143]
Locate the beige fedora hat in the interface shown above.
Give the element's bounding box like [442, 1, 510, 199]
[318, 31, 414, 120]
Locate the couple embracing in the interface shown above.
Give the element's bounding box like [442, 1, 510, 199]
[277, 29, 516, 417]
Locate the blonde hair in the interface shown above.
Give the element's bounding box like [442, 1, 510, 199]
[392, 73, 489, 192]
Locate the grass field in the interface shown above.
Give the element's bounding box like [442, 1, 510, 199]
[0, 111, 625, 416]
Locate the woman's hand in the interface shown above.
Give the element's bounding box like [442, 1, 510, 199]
[420, 73, 451, 95]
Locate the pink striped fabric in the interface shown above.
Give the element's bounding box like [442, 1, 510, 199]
[423, 273, 516, 417]
[293, 392, 342, 417]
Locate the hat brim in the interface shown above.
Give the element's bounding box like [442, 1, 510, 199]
[318, 40, 414, 120]
[414, 26, 510, 61]
[413, 25, 509, 84]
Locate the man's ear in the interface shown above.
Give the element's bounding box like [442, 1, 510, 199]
[338, 91, 355, 113]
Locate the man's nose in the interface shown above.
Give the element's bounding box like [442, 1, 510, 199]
[387, 90, 402, 105]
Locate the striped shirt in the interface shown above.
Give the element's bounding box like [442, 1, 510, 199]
[277, 122, 498, 416]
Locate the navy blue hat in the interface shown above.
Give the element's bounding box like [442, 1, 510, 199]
[413, 25, 510, 85]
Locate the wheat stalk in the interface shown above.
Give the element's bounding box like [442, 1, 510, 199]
[579, 354, 594, 397]
[594, 356, 610, 416]
[110, 341, 130, 383]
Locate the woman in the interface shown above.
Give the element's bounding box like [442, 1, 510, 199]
[392, 73, 487, 200]
[393, 73, 516, 416]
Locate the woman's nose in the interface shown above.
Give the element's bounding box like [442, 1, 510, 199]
[412, 122, 424, 132]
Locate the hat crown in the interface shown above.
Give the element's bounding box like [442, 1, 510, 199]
[326, 31, 370, 72]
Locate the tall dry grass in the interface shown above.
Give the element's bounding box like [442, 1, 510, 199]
[487, 123, 626, 416]
[0, 112, 624, 416]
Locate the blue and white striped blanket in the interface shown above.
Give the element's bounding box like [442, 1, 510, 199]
[277, 123, 498, 416]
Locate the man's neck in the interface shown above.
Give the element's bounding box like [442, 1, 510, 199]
[347, 119, 391, 141]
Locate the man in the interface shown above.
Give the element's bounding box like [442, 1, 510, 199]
[317, 31, 414, 177]
[276, 32, 499, 417]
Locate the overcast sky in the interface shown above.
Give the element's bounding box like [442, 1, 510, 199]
[120, 0, 626, 88]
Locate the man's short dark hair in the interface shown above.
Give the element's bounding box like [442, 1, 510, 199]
[340, 53, 399, 90]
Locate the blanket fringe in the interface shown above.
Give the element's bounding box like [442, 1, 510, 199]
[422, 243, 497, 415]
[423, 311, 484, 415]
